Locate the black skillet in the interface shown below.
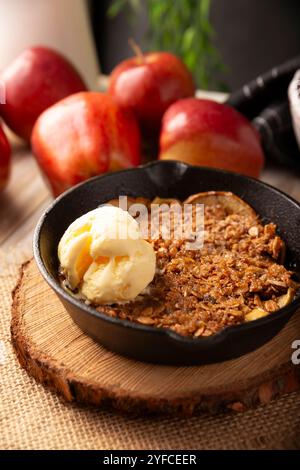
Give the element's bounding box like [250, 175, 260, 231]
[33, 161, 300, 365]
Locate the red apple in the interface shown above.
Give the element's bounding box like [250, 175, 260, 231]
[159, 98, 265, 177]
[0, 124, 11, 191]
[31, 92, 141, 196]
[109, 51, 195, 133]
[0, 46, 87, 142]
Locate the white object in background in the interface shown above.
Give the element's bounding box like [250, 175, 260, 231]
[0, 0, 99, 90]
[195, 90, 227, 103]
[288, 70, 300, 150]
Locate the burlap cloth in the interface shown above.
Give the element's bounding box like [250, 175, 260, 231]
[1, 250, 300, 450]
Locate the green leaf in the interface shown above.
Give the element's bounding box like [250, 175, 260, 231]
[149, 1, 168, 22]
[182, 27, 196, 52]
[107, 0, 128, 18]
[129, 0, 142, 13]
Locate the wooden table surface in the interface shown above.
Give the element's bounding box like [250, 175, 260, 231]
[0, 141, 51, 262]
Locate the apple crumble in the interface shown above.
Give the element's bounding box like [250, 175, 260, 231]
[95, 192, 298, 338]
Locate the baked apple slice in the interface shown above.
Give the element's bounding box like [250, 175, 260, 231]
[184, 191, 257, 218]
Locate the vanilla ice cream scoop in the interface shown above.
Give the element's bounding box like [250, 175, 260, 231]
[58, 205, 156, 304]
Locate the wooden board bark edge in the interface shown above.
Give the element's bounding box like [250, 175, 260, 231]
[11, 260, 300, 417]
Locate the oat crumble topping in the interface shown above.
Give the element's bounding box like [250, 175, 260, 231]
[61, 193, 299, 338]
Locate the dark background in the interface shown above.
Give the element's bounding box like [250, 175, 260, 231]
[90, 0, 300, 91]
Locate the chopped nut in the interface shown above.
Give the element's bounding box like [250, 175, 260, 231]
[202, 329, 213, 337]
[191, 290, 199, 297]
[264, 300, 278, 312]
[269, 279, 288, 288]
[140, 306, 153, 317]
[229, 310, 244, 317]
[272, 236, 284, 260]
[248, 226, 259, 237]
[137, 316, 155, 325]
[194, 325, 205, 337]
[254, 294, 263, 308]
[169, 246, 178, 257]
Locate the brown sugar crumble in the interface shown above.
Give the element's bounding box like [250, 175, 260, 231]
[94, 193, 299, 338]
[59, 192, 298, 338]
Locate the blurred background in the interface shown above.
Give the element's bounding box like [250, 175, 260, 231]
[0, 0, 300, 238]
[1, 0, 300, 92]
[91, 0, 300, 91]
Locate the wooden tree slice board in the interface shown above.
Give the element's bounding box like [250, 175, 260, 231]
[11, 259, 300, 416]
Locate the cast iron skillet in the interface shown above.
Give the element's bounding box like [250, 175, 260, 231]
[33, 161, 300, 365]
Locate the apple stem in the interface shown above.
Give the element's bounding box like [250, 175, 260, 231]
[128, 38, 145, 63]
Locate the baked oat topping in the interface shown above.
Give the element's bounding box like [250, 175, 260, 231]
[61, 192, 299, 338]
